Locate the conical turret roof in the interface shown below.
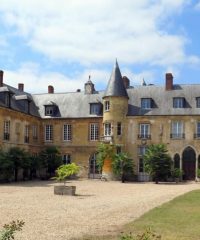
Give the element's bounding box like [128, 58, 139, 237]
[104, 60, 128, 98]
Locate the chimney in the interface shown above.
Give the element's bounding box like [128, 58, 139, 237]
[48, 85, 54, 94]
[84, 75, 95, 94]
[165, 73, 173, 90]
[122, 76, 130, 89]
[0, 70, 3, 87]
[18, 83, 24, 91]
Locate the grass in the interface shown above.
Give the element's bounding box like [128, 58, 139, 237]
[80, 190, 200, 240]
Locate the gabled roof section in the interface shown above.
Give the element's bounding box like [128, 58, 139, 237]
[104, 60, 128, 98]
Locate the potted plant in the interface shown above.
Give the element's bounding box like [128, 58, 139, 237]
[171, 168, 183, 183]
[52, 163, 80, 195]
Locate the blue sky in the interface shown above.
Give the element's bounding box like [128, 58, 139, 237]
[0, 0, 200, 93]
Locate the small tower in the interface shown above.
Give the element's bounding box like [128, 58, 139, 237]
[84, 75, 95, 94]
[102, 60, 129, 179]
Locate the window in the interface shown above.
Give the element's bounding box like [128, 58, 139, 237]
[171, 121, 184, 139]
[117, 122, 122, 136]
[174, 154, 180, 169]
[141, 98, 152, 109]
[104, 101, 110, 111]
[18, 100, 29, 113]
[63, 124, 72, 141]
[196, 98, 200, 108]
[24, 125, 29, 143]
[173, 97, 185, 108]
[104, 122, 112, 136]
[63, 154, 71, 164]
[3, 121, 10, 140]
[138, 146, 148, 156]
[5, 93, 10, 107]
[138, 146, 148, 172]
[90, 103, 101, 115]
[45, 125, 53, 141]
[90, 123, 99, 141]
[45, 106, 54, 116]
[116, 146, 121, 154]
[195, 121, 200, 139]
[138, 123, 150, 139]
[32, 125, 38, 140]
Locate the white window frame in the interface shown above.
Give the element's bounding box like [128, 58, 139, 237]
[24, 125, 29, 143]
[104, 122, 112, 136]
[45, 125, 53, 141]
[104, 101, 110, 111]
[45, 106, 54, 116]
[171, 121, 184, 138]
[32, 125, 38, 139]
[90, 103, 100, 115]
[138, 146, 148, 156]
[63, 154, 71, 164]
[196, 121, 200, 138]
[139, 123, 150, 138]
[63, 124, 72, 141]
[90, 123, 99, 141]
[4, 120, 10, 140]
[141, 98, 151, 109]
[173, 98, 184, 108]
[197, 98, 200, 108]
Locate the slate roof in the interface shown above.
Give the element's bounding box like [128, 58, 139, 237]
[127, 84, 200, 116]
[0, 84, 40, 117]
[2, 63, 200, 119]
[104, 60, 128, 98]
[32, 91, 104, 118]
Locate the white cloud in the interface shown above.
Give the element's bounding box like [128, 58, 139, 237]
[194, 1, 200, 10]
[3, 62, 110, 93]
[0, 0, 196, 67]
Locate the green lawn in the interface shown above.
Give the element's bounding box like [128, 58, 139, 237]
[81, 190, 200, 240]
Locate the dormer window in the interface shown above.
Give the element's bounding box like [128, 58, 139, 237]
[90, 103, 101, 115]
[45, 106, 55, 116]
[104, 101, 110, 111]
[0, 89, 12, 108]
[5, 93, 10, 107]
[196, 97, 200, 108]
[15, 95, 31, 113]
[141, 98, 152, 109]
[173, 97, 185, 108]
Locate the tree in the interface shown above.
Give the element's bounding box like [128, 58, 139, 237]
[144, 144, 172, 184]
[96, 143, 115, 171]
[96, 143, 134, 182]
[39, 146, 62, 178]
[0, 149, 14, 182]
[6, 147, 29, 182]
[112, 152, 134, 183]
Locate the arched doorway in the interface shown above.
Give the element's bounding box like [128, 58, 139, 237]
[174, 153, 180, 169]
[89, 153, 101, 179]
[182, 147, 196, 180]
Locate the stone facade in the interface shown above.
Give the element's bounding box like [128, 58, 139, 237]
[1, 60, 200, 181]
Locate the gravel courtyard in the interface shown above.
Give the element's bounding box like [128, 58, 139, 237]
[0, 180, 200, 240]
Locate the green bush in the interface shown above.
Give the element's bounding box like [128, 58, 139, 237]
[171, 168, 183, 178]
[144, 144, 172, 183]
[0, 220, 25, 240]
[52, 163, 80, 185]
[112, 152, 134, 182]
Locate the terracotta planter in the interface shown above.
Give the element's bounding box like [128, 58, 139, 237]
[54, 186, 76, 196]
